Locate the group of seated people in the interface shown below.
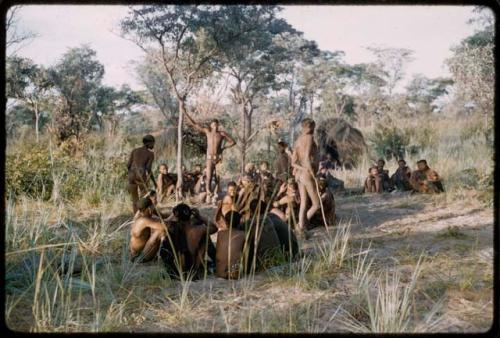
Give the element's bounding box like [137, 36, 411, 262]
[156, 163, 220, 204]
[129, 190, 300, 281]
[129, 155, 339, 281]
[364, 158, 444, 194]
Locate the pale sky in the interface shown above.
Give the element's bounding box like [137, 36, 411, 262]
[8, 5, 481, 92]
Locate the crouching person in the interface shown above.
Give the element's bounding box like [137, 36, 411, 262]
[410, 159, 445, 194]
[129, 195, 167, 263]
[159, 203, 217, 280]
[216, 200, 300, 280]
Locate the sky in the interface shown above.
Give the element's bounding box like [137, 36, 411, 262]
[8, 5, 481, 92]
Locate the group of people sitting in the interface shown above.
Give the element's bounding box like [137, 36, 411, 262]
[364, 158, 445, 194]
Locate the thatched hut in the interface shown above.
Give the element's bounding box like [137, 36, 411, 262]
[315, 118, 367, 169]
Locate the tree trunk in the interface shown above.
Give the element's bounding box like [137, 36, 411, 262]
[34, 103, 40, 142]
[310, 95, 314, 118]
[239, 106, 253, 175]
[176, 99, 185, 201]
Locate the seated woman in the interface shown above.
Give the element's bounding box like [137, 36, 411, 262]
[364, 166, 382, 193]
[270, 179, 300, 227]
[214, 181, 239, 230]
[409, 159, 444, 194]
[157, 164, 176, 203]
[391, 159, 412, 191]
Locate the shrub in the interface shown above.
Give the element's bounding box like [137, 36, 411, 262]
[369, 124, 419, 161]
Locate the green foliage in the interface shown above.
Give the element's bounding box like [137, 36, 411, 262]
[369, 124, 419, 161]
[6, 143, 54, 200]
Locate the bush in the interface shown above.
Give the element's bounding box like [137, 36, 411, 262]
[369, 124, 419, 161]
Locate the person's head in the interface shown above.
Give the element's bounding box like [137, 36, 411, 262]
[319, 166, 328, 175]
[148, 190, 157, 205]
[227, 181, 237, 197]
[301, 118, 316, 134]
[398, 159, 407, 168]
[169, 203, 192, 223]
[260, 161, 269, 172]
[377, 159, 385, 168]
[277, 140, 288, 152]
[181, 165, 186, 172]
[245, 163, 255, 173]
[417, 159, 428, 171]
[143, 134, 155, 149]
[369, 166, 379, 176]
[241, 175, 252, 187]
[287, 181, 298, 195]
[224, 210, 241, 229]
[326, 153, 332, 161]
[210, 119, 219, 131]
[137, 197, 153, 213]
[159, 163, 168, 174]
[194, 164, 202, 173]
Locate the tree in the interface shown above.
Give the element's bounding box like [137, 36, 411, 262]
[6, 6, 38, 55]
[121, 5, 265, 199]
[405, 75, 453, 115]
[134, 54, 178, 124]
[446, 7, 494, 125]
[48, 45, 105, 143]
[366, 46, 414, 96]
[218, 5, 298, 173]
[6, 56, 52, 141]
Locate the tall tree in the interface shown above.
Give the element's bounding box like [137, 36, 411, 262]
[6, 56, 52, 141]
[366, 46, 414, 96]
[121, 5, 265, 199]
[446, 7, 494, 125]
[218, 5, 297, 173]
[6, 6, 38, 55]
[405, 75, 453, 115]
[48, 45, 105, 143]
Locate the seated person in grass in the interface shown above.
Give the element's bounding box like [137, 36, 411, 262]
[159, 203, 217, 280]
[133, 190, 160, 219]
[185, 164, 203, 196]
[270, 179, 300, 227]
[129, 194, 167, 263]
[236, 174, 260, 220]
[376, 159, 394, 192]
[309, 177, 336, 229]
[317, 163, 345, 192]
[215, 181, 239, 230]
[364, 166, 382, 193]
[410, 159, 445, 194]
[257, 161, 274, 182]
[391, 159, 412, 191]
[157, 164, 176, 203]
[238, 163, 258, 185]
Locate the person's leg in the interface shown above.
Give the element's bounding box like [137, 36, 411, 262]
[128, 182, 139, 213]
[297, 181, 308, 231]
[206, 159, 214, 201]
[305, 177, 321, 221]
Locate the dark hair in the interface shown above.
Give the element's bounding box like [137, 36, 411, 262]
[249, 199, 267, 214]
[227, 181, 237, 188]
[143, 134, 155, 145]
[369, 166, 378, 173]
[159, 163, 168, 169]
[137, 197, 152, 211]
[224, 211, 241, 228]
[149, 190, 157, 197]
[417, 159, 427, 165]
[288, 181, 298, 190]
[398, 159, 406, 164]
[377, 159, 385, 165]
[301, 118, 315, 128]
[172, 203, 192, 222]
[211, 118, 219, 125]
[260, 161, 269, 166]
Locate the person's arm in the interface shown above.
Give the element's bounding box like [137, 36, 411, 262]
[157, 174, 163, 196]
[427, 169, 440, 182]
[127, 149, 134, 171]
[221, 131, 236, 150]
[184, 109, 207, 134]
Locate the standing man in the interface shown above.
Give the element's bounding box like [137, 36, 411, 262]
[291, 118, 320, 237]
[184, 111, 236, 203]
[127, 135, 156, 214]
